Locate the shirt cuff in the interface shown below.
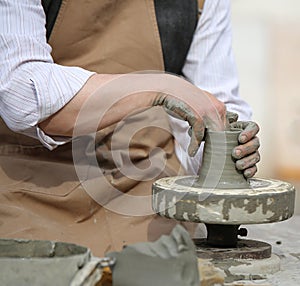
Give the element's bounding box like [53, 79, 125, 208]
[36, 127, 71, 150]
[31, 64, 95, 122]
[30, 64, 94, 149]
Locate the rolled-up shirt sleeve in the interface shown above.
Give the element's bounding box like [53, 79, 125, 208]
[0, 0, 94, 149]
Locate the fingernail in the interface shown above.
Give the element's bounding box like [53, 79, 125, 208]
[244, 170, 251, 178]
[235, 149, 241, 157]
[240, 135, 247, 143]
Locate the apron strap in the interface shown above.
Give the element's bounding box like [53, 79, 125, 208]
[42, 0, 203, 74]
[198, 0, 205, 12]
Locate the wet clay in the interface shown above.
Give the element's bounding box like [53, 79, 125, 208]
[107, 225, 199, 286]
[0, 239, 90, 286]
[196, 129, 249, 189]
[0, 238, 88, 258]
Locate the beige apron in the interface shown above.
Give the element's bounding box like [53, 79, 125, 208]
[0, 0, 204, 256]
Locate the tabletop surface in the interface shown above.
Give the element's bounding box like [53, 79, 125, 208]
[226, 214, 300, 286]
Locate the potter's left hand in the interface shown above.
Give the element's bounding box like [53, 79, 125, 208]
[231, 121, 260, 178]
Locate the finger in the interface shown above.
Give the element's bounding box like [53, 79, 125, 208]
[159, 96, 205, 156]
[163, 106, 186, 120]
[161, 97, 189, 121]
[236, 121, 260, 144]
[226, 111, 239, 124]
[188, 130, 201, 157]
[188, 123, 205, 157]
[235, 151, 260, 171]
[244, 165, 258, 178]
[232, 137, 260, 159]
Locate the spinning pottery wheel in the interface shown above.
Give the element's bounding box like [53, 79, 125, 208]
[152, 128, 296, 281]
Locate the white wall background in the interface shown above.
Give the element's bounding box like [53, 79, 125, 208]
[231, 0, 300, 179]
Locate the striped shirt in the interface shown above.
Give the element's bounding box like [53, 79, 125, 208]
[0, 0, 252, 173]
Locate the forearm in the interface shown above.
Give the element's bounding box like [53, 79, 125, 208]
[39, 73, 156, 136]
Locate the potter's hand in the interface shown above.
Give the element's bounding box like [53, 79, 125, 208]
[231, 121, 260, 178]
[153, 92, 226, 157]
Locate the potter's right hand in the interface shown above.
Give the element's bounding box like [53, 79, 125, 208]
[152, 91, 226, 157]
[40, 73, 226, 155]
